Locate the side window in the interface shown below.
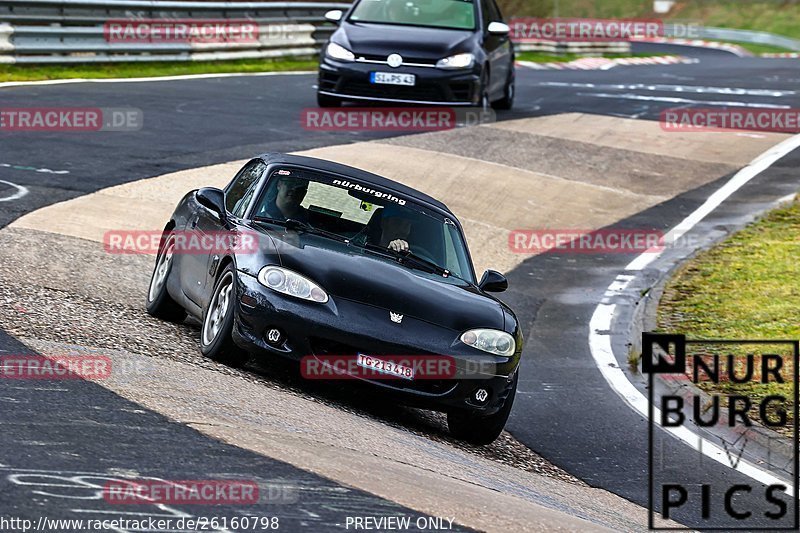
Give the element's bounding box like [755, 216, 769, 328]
[225, 160, 265, 216]
[487, 0, 502, 23]
[480, 0, 491, 30]
[490, 0, 504, 21]
[232, 185, 257, 219]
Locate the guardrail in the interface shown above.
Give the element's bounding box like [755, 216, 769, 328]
[0, 0, 349, 63]
[687, 26, 800, 52]
[515, 41, 631, 55]
[2, 2, 798, 64]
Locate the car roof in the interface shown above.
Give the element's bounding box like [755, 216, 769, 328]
[257, 152, 452, 215]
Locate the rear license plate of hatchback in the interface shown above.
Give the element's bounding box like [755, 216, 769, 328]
[356, 353, 414, 380]
[370, 72, 416, 86]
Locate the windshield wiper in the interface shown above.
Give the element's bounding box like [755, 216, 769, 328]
[252, 217, 350, 244]
[360, 243, 455, 279]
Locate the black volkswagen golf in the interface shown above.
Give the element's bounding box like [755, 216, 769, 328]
[146, 153, 522, 444]
[316, 0, 515, 109]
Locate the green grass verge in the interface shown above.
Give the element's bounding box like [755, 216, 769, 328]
[657, 197, 800, 430]
[515, 51, 670, 63]
[500, 0, 800, 41]
[0, 57, 319, 82]
[724, 42, 797, 55]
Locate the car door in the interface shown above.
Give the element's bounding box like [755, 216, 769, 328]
[481, 0, 511, 98]
[182, 160, 265, 306]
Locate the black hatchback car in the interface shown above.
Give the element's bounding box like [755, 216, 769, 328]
[146, 153, 523, 444]
[317, 0, 515, 109]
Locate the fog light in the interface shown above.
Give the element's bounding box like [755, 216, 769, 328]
[265, 328, 285, 346]
[473, 388, 490, 405]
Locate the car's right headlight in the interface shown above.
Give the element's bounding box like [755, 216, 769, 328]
[326, 42, 355, 62]
[258, 266, 329, 303]
[460, 329, 515, 357]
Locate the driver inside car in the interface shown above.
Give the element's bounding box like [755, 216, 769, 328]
[258, 176, 311, 222]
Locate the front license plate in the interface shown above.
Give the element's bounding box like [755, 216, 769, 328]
[356, 353, 414, 380]
[370, 72, 416, 86]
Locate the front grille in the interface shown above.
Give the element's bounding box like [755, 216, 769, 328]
[357, 54, 437, 66]
[339, 80, 446, 102]
[310, 338, 382, 356]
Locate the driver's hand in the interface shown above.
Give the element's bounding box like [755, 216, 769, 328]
[388, 239, 409, 253]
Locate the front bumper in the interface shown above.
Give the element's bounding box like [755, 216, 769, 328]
[232, 271, 519, 415]
[318, 57, 481, 106]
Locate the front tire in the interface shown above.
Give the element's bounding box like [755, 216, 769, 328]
[146, 234, 187, 322]
[493, 72, 515, 110]
[448, 373, 518, 445]
[479, 74, 491, 112]
[201, 264, 249, 368]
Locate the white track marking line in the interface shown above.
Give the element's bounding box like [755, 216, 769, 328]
[589, 132, 800, 495]
[0, 70, 314, 89]
[0, 163, 69, 175]
[537, 82, 795, 97]
[0, 180, 28, 202]
[581, 92, 791, 109]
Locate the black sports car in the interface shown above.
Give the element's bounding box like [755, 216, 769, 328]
[317, 0, 514, 109]
[146, 153, 522, 444]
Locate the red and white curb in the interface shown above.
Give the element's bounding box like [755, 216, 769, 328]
[631, 37, 752, 57]
[761, 52, 800, 58]
[517, 55, 697, 71]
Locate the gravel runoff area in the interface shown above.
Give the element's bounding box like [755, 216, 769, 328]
[0, 226, 676, 532]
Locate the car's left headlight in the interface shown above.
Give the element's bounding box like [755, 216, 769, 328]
[258, 266, 329, 303]
[326, 42, 355, 62]
[460, 329, 515, 357]
[436, 53, 475, 69]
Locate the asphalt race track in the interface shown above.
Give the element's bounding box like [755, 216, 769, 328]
[0, 327, 466, 532]
[2, 45, 800, 531]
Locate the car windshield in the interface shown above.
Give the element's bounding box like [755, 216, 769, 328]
[349, 0, 476, 30]
[252, 168, 475, 282]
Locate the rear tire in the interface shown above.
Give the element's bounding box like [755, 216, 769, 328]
[448, 373, 518, 445]
[146, 234, 187, 322]
[317, 92, 342, 108]
[200, 264, 250, 368]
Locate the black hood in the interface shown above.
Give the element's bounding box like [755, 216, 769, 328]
[336, 22, 474, 60]
[265, 230, 504, 332]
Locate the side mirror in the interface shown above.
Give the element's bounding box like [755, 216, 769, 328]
[324, 9, 343, 23]
[487, 21, 510, 36]
[196, 187, 226, 221]
[478, 270, 508, 293]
